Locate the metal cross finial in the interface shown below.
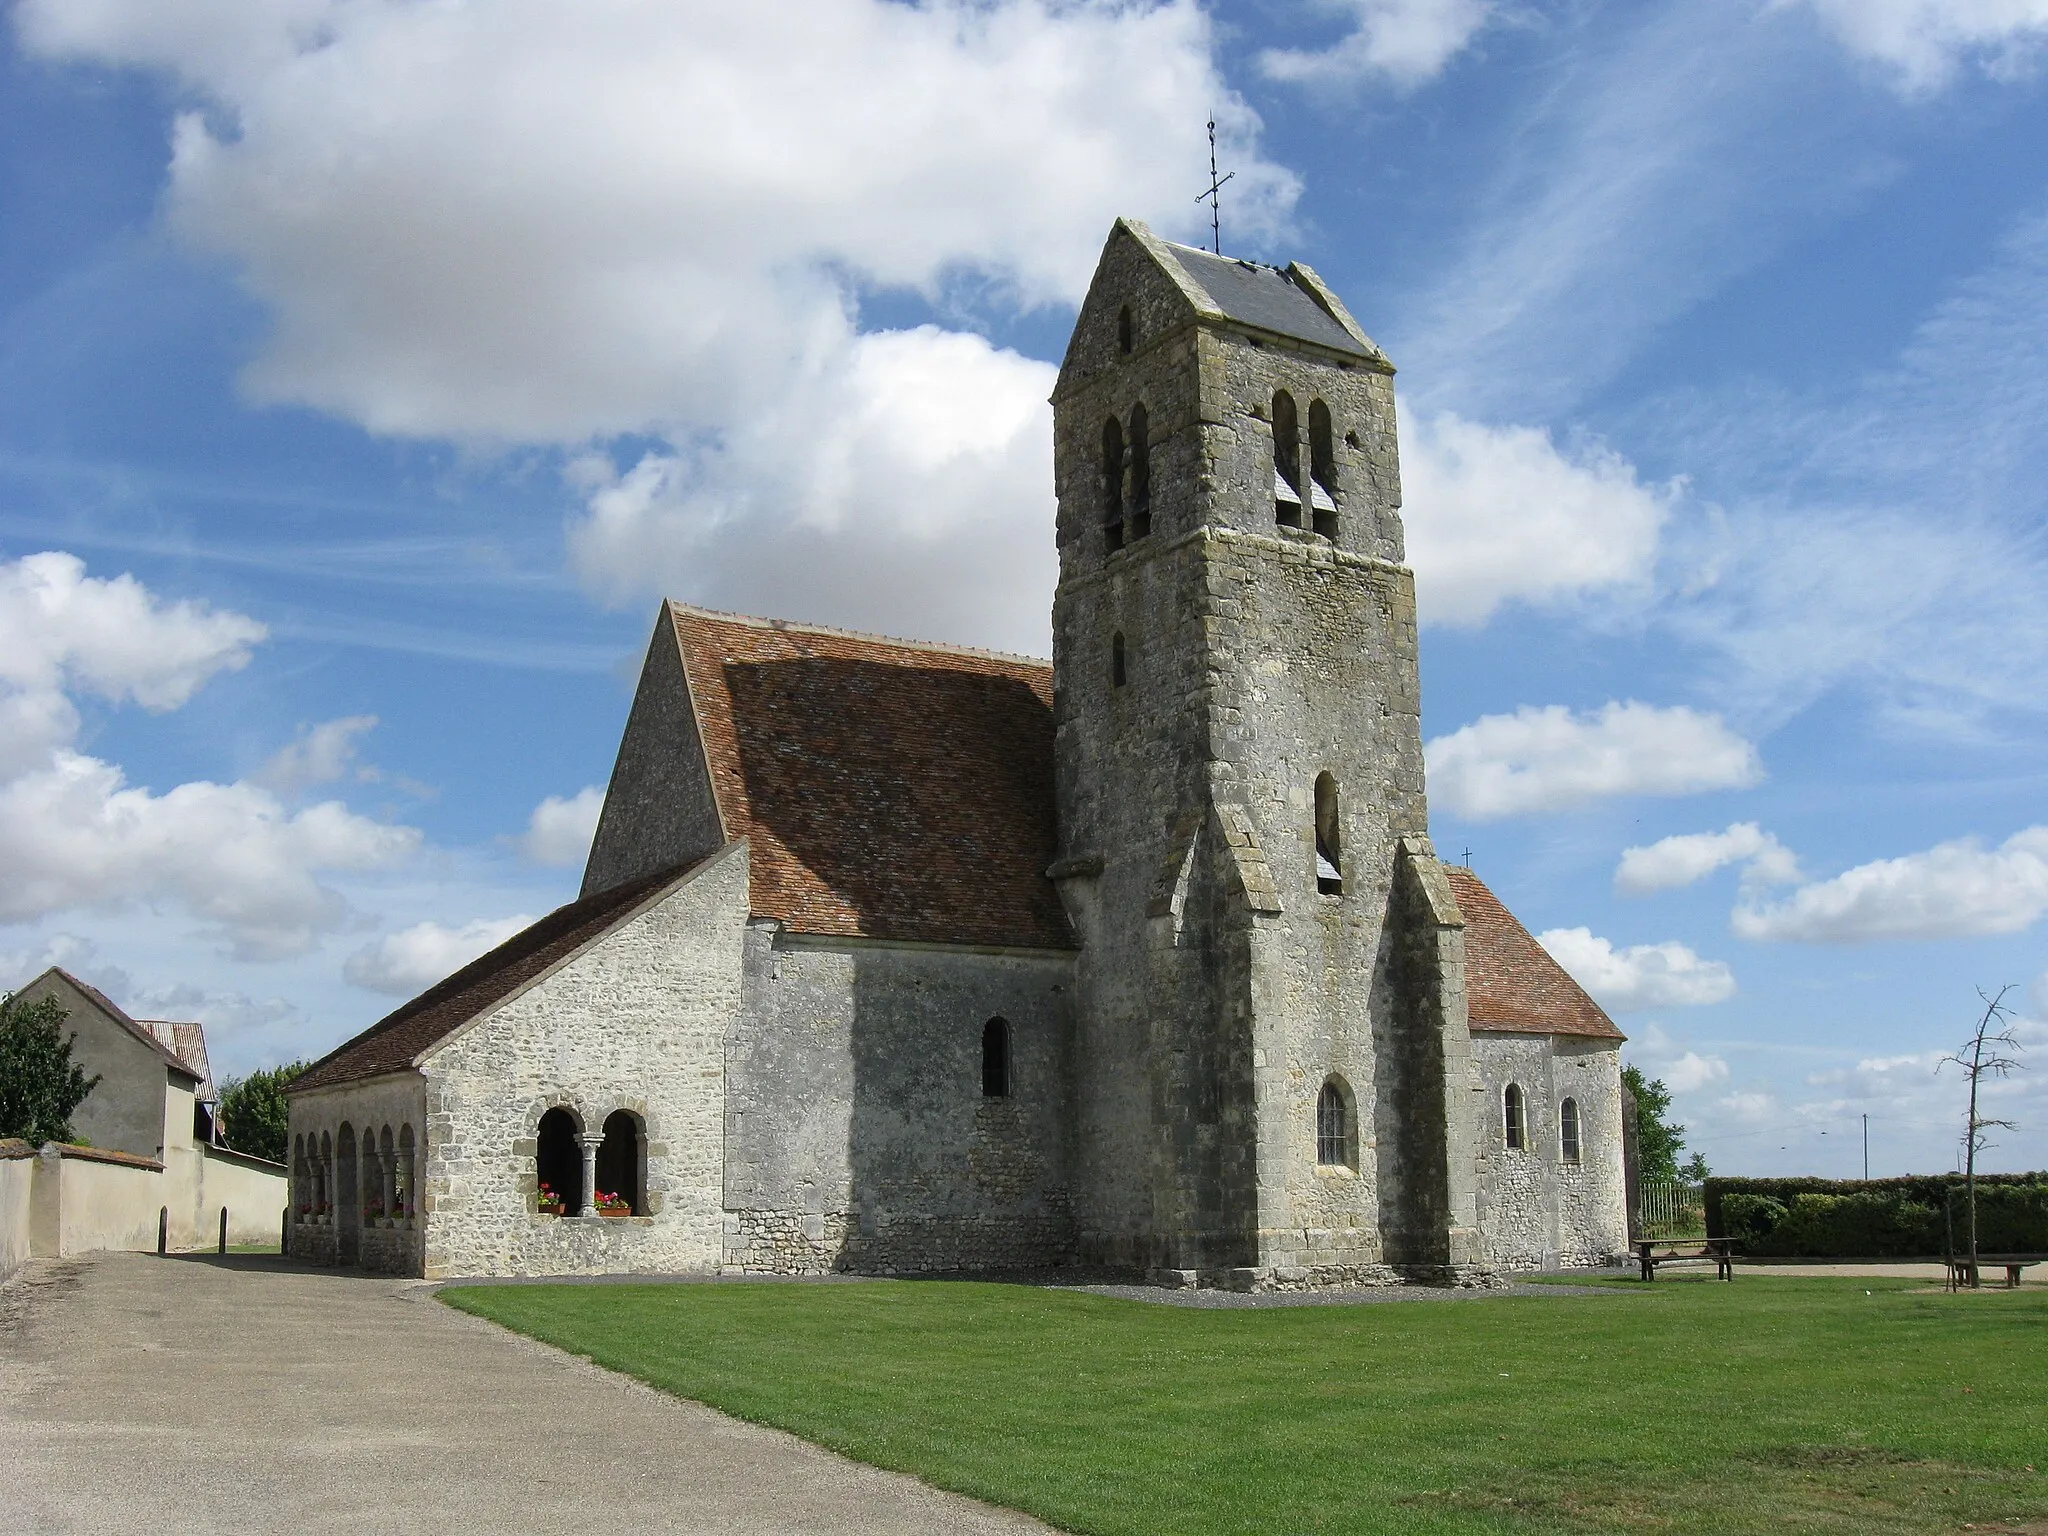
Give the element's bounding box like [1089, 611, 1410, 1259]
[1197, 118, 1234, 256]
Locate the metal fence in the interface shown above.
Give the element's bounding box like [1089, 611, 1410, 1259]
[1638, 1179, 1706, 1237]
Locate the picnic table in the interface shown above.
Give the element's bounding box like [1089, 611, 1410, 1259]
[1635, 1237, 1735, 1282]
[1945, 1253, 2044, 1289]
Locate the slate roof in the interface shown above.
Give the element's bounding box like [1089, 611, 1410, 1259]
[290, 862, 700, 1094]
[1167, 244, 1378, 360]
[669, 604, 1073, 951]
[1446, 867, 1624, 1040]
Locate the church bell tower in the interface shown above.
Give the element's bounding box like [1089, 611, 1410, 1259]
[1048, 219, 1485, 1286]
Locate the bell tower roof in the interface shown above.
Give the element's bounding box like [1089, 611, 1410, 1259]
[1053, 218, 1388, 402]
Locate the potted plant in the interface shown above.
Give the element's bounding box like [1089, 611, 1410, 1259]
[595, 1189, 631, 1217]
[537, 1182, 564, 1218]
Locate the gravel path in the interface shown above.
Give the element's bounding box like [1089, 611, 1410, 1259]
[0, 1252, 1052, 1536]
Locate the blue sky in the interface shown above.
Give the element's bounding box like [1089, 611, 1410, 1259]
[2, 0, 2045, 1177]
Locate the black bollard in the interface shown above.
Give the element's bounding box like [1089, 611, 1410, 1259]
[157, 1206, 167, 1255]
[218, 1206, 228, 1255]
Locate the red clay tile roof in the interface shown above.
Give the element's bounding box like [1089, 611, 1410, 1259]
[669, 603, 1073, 951]
[1445, 867, 1624, 1040]
[290, 861, 700, 1094]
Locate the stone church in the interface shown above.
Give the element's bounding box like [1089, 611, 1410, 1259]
[287, 219, 1629, 1285]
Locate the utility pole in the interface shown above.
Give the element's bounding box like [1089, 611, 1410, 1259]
[1862, 1113, 1868, 1181]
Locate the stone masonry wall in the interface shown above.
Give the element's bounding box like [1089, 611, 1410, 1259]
[1470, 1032, 1629, 1270]
[417, 843, 749, 1277]
[1049, 219, 1468, 1284]
[288, 1074, 428, 1275]
[723, 928, 1074, 1274]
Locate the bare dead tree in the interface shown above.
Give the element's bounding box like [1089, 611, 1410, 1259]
[1938, 985, 2025, 1287]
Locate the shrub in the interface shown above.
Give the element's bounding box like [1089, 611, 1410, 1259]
[1707, 1175, 2048, 1257]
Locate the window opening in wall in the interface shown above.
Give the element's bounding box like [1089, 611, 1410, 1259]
[1314, 772, 1343, 895]
[397, 1123, 415, 1218]
[536, 1106, 583, 1216]
[1112, 631, 1126, 688]
[1101, 416, 1125, 552]
[1117, 305, 1133, 355]
[982, 1017, 1012, 1098]
[1272, 390, 1302, 527]
[1316, 1077, 1354, 1168]
[1127, 403, 1151, 540]
[1560, 1097, 1581, 1164]
[1504, 1084, 1527, 1151]
[596, 1110, 644, 1216]
[1308, 399, 1338, 539]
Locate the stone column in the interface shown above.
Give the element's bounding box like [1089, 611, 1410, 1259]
[383, 1157, 398, 1226]
[397, 1146, 414, 1220]
[578, 1132, 605, 1217]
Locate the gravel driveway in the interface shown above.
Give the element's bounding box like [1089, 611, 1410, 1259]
[0, 1252, 1052, 1535]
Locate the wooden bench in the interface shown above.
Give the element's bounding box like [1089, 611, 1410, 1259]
[1945, 1254, 2045, 1289]
[1635, 1237, 1734, 1282]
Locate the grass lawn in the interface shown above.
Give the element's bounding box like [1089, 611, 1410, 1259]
[443, 1275, 2047, 1535]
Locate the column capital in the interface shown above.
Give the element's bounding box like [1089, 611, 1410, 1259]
[576, 1131, 606, 1151]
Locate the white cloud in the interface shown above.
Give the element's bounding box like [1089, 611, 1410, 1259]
[0, 554, 420, 959]
[1663, 1050, 1732, 1093]
[518, 787, 605, 869]
[1399, 413, 1673, 628]
[0, 551, 265, 778]
[568, 327, 1060, 652]
[257, 715, 379, 797]
[1788, 0, 2048, 92]
[16, 0, 1298, 655]
[1733, 827, 2048, 944]
[0, 754, 419, 961]
[1716, 1091, 1777, 1123]
[1426, 701, 1761, 820]
[0, 934, 130, 998]
[1537, 926, 1737, 1012]
[344, 915, 534, 997]
[1616, 822, 1800, 896]
[1261, 0, 1496, 86]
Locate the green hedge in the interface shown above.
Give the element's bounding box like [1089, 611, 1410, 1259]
[1705, 1175, 2048, 1258]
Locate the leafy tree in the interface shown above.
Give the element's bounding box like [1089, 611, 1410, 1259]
[217, 1061, 308, 1164]
[0, 991, 100, 1145]
[1622, 1063, 1690, 1183]
[1680, 1151, 1712, 1183]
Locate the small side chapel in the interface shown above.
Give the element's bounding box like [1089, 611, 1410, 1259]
[287, 219, 1629, 1284]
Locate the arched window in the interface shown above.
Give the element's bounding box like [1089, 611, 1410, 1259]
[1272, 390, 1302, 528]
[1127, 403, 1151, 540]
[1504, 1084, 1527, 1151]
[536, 1106, 583, 1216]
[1560, 1098, 1581, 1164]
[982, 1017, 1012, 1098]
[293, 1134, 308, 1218]
[596, 1110, 644, 1216]
[362, 1130, 383, 1220]
[378, 1125, 397, 1221]
[1314, 772, 1342, 895]
[1101, 416, 1125, 552]
[1308, 399, 1338, 539]
[1117, 305, 1133, 355]
[1111, 631, 1126, 688]
[1316, 1077, 1355, 1169]
[318, 1131, 332, 1217]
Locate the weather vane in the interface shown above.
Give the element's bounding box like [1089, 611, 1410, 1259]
[1197, 118, 1234, 256]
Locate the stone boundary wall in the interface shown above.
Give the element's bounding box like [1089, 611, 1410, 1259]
[0, 1140, 287, 1266]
